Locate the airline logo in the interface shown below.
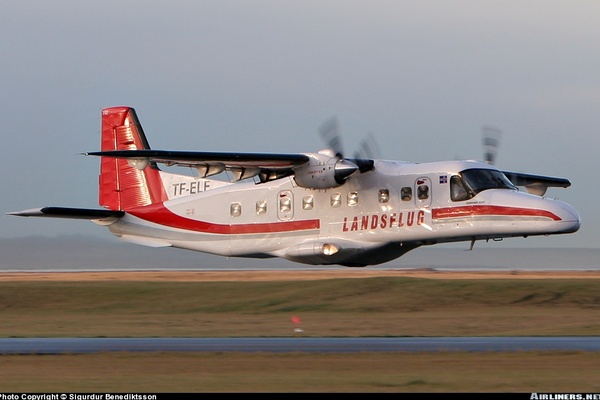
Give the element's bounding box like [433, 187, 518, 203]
[342, 210, 426, 232]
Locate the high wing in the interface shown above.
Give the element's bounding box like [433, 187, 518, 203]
[86, 149, 374, 187]
[501, 170, 571, 196]
[86, 149, 310, 182]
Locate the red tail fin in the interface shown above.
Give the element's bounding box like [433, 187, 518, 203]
[99, 107, 167, 211]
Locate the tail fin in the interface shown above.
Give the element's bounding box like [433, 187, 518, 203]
[99, 107, 168, 211]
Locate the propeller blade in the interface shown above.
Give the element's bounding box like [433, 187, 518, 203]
[354, 132, 381, 159]
[319, 116, 344, 157]
[482, 126, 502, 165]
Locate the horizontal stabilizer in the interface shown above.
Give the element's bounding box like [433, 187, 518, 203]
[7, 207, 124, 220]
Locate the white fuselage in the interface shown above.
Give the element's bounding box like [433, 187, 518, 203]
[101, 160, 580, 266]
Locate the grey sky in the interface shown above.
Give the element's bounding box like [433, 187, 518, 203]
[1, 1, 598, 250]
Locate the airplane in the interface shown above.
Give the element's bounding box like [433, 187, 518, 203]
[8, 106, 581, 267]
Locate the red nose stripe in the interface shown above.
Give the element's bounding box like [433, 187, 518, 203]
[433, 205, 561, 221]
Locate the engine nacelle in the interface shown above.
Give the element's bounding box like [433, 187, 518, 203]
[293, 151, 358, 189]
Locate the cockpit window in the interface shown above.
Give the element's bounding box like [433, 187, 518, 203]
[450, 168, 516, 201]
[450, 176, 471, 201]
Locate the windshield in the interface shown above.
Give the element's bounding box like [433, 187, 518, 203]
[450, 168, 516, 201]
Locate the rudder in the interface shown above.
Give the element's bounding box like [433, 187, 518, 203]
[99, 107, 167, 211]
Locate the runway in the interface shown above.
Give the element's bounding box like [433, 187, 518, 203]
[1, 337, 599, 354]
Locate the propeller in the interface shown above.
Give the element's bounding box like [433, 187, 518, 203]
[482, 126, 502, 165]
[318, 116, 344, 157]
[354, 132, 382, 160]
[319, 116, 382, 160]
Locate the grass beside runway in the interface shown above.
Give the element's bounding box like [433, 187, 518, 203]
[0, 276, 599, 337]
[1, 351, 600, 393]
[0, 275, 599, 392]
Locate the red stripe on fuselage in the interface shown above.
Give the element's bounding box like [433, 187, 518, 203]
[128, 203, 320, 234]
[432, 205, 561, 221]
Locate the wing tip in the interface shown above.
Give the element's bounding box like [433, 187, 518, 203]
[7, 207, 124, 220]
[6, 208, 45, 217]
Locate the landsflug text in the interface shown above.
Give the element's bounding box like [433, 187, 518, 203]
[342, 210, 426, 232]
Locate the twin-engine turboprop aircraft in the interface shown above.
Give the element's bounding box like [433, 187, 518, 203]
[9, 106, 580, 266]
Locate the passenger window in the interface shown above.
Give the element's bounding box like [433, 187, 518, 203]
[417, 185, 429, 200]
[256, 200, 267, 215]
[347, 192, 358, 206]
[230, 202, 242, 217]
[277, 190, 294, 220]
[401, 187, 412, 201]
[330, 193, 342, 207]
[279, 196, 292, 213]
[302, 196, 314, 210]
[378, 189, 389, 204]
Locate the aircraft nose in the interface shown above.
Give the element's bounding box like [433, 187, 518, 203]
[555, 201, 581, 233]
